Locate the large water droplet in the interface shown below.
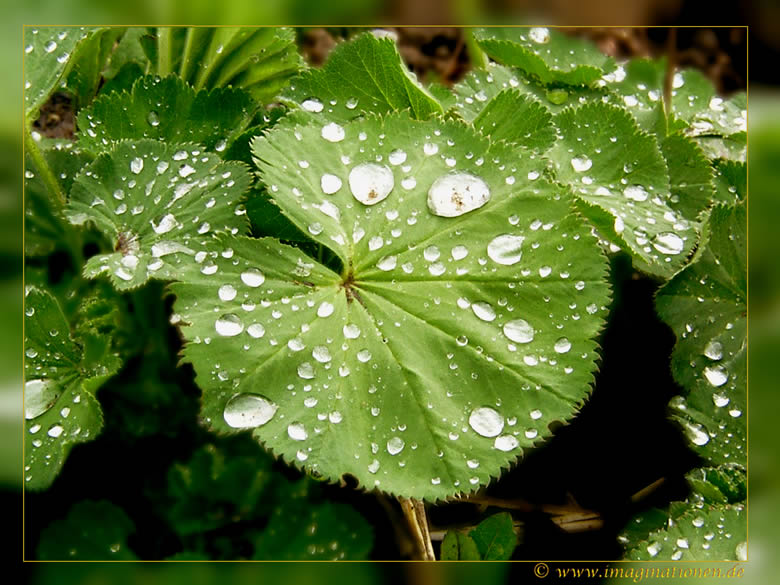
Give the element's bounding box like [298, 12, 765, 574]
[652, 232, 684, 255]
[25, 379, 60, 419]
[130, 157, 144, 175]
[703, 340, 723, 361]
[297, 362, 315, 379]
[301, 98, 323, 113]
[388, 149, 407, 165]
[469, 407, 504, 437]
[472, 302, 496, 322]
[247, 323, 265, 338]
[684, 421, 710, 446]
[623, 185, 648, 202]
[349, 163, 394, 206]
[288, 422, 308, 441]
[223, 393, 277, 428]
[321, 174, 342, 195]
[151, 213, 177, 235]
[321, 122, 345, 142]
[215, 314, 244, 336]
[377, 255, 397, 271]
[317, 302, 334, 318]
[487, 234, 525, 265]
[343, 324, 361, 339]
[218, 284, 237, 301]
[529, 27, 550, 43]
[570, 156, 592, 172]
[554, 337, 572, 353]
[503, 319, 534, 343]
[312, 346, 332, 363]
[703, 366, 728, 387]
[494, 434, 518, 451]
[387, 436, 405, 455]
[48, 424, 64, 438]
[241, 268, 265, 288]
[428, 172, 490, 217]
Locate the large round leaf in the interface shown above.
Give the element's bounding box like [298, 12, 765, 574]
[171, 112, 611, 500]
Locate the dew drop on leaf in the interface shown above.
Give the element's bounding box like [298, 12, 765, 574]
[503, 319, 534, 344]
[623, 185, 648, 202]
[387, 436, 405, 455]
[472, 302, 496, 322]
[570, 156, 592, 173]
[146, 111, 160, 127]
[312, 346, 332, 363]
[652, 232, 684, 255]
[215, 313, 244, 337]
[321, 122, 345, 142]
[218, 284, 237, 301]
[25, 379, 61, 419]
[349, 163, 394, 206]
[703, 340, 723, 361]
[554, 337, 572, 353]
[529, 27, 550, 43]
[241, 268, 265, 288]
[487, 234, 525, 265]
[297, 362, 315, 379]
[223, 393, 277, 428]
[288, 422, 308, 441]
[376, 255, 397, 271]
[388, 149, 407, 165]
[47, 424, 64, 438]
[703, 365, 728, 387]
[301, 98, 324, 113]
[427, 172, 490, 217]
[130, 157, 144, 174]
[683, 421, 710, 446]
[246, 323, 265, 338]
[343, 324, 361, 339]
[468, 407, 504, 437]
[494, 434, 518, 451]
[321, 174, 342, 195]
[317, 301, 335, 318]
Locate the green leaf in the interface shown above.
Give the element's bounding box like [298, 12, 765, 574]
[472, 89, 555, 152]
[686, 465, 746, 505]
[441, 530, 482, 560]
[600, 58, 667, 136]
[453, 63, 608, 122]
[77, 75, 257, 155]
[549, 102, 696, 277]
[151, 27, 303, 104]
[660, 133, 714, 221]
[252, 483, 373, 560]
[672, 72, 746, 138]
[24, 27, 102, 123]
[64, 28, 125, 109]
[712, 159, 746, 204]
[696, 132, 746, 163]
[625, 501, 745, 561]
[281, 32, 443, 122]
[37, 500, 137, 559]
[165, 441, 275, 535]
[171, 111, 611, 500]
[656, 202, 746, 466]
[469, 512, 517, 560]
[65, 140, 252, 291]
[474, 28, 616, 86]
[24, 287, 118, 490]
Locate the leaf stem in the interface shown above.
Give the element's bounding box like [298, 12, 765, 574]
[400, 498, 435, 560]
[24, 129, 65, 209]
[157, 27, 172, 77]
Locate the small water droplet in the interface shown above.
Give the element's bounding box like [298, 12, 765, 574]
[223, 393, 277, 428]
[503, 319, 534, 344]
[44, 40, 57, 53]
[288, 422, 308, 441]
[301, 98, 323, 113]
[317, 302, 335, 318]
[377, 255, 397, 271]
[312, 346, 332, 363]
[387, 436, 405, 455]
[241, 268, 265, 288]
[571, 156, 592, 173]
[321, 122, 345, 142]
[469, 407, 504, 437]
[321, 174, 342, 195]
[388, 149, 407, 165]
[623, 185, 648, 202]
[146, 111, 160, 127]
[130, 157, 144, 174]
[47, 424, 64, 438]
[297, 362, 315, 379]
[684, 421, 710, 446]
[487, 234, 525, 265]
[218, 284, 237, 301]
[703, 366, 728, 387]
[529, 27, 550, 43]
[494, 435, 518, 451]
[247, 323, 265, 338]
[215, 314, 244, 336]
[703, 340, 723, 361]
[472, 302, 496, 322]
[652, 232, 684, 255]
[343, 324, 361, 339]
[554, 337, 571, 353]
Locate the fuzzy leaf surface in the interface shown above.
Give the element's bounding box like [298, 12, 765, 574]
[549, 102, 697, 277]
[282, 33, 442, 122]
[77, 75, 257, 155]
[66, 140, 251, 290]
[474, 28, 616, 86]
[657, 202, 746, 466]
[472, 89, 555, 152]
[24, 287, 117, 490]
[172, 112, 610, 500]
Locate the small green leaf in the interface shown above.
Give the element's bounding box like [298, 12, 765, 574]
[77, 75, 257, 155]
[673, 72, 746, 138]
[24, 27, 102, 123]
[712, 159, 746, 204]
[660, 133, 714, 221]
[252, 486, 373, 560]
[441, 530, 482, 560]
[469, 512, 517, 560]
[686, 465, 746, 505]
[37, 500, 136, 559]
[549, 101, 695, 277]
[64, 28, 125, 109]
[472, 89, 555, 152]
[66, 140, 252, 291]
[173, 111, 611, 500]
[657, 202, 746, 466]
[601, 58, 667, 136]
[474, 28, 616, 86]
[282, 32, 443, 122]
[24, 287, 117, 490]
[696, 132, 746, 163]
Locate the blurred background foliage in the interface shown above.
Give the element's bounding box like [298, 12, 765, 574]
[7, 0, 778, 581]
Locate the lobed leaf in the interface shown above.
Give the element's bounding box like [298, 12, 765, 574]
[24, 26, 101, 123]
[600, 58, 667, 136]
[656, 202, 746, 467]
[469, 512, 517, 560]
[549, 101, 696, 277]
[77, 75, 257, 155]
[472, 89, 556, 152]
[24, 287, 118, 490]
[66, 140, 252, 291]
[282, 32, 443, 122]
[660, 133, 714, 221]
[473, 28, 616, 86]
[172, 111, 611, 500]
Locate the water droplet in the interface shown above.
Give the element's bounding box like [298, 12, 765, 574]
[472, 302, 496, 322]
[25, 347, 38, 359]
[288, 422, 308, 441]
[387, 436, 405, 455]
[130, 157, 144, 174]
[301, 98, 323, 113]
[147, 111, 160, 127]
[389, 149, 407, 165]
[320, 122, 346, 142]
[288, 338, 305, 351]
[44, 40, 57, 53]
[423, 245, 440, 262]
[317, 302, 334, 318]
[423, 142, 438, 156]
[346, 97, 358, 110]
[684, 421, 710, 446]
[712, 393, 730, 408]
[646, 542, 661, 557]
[494, 435, 518, 451]
[151, 213, 177, 234]
[652, 232, 684, 255]
[47, 424, 64, 438]
[703, 340, 723, 361]
[241, 268, 265, 287]
[377, 255, 397, 271]
[25, 379, 60, 419]
[554, 337, 572, 354]
[529, 27, 550, 43]
[623, 185, 648, 202]
[431, 477, 441, 485]
[703, 366, 728, 387]
[320, 174, 342, 195]
[487, 234, 525, 265]
[451, 245, 469, 260]
[368, 459, 380, 474]
[676, 537, 689, 549]
[179, 164, 196, 178]
[673, 72, 684, 89]
[736, 541, 747, 561]
[297, 362, 315, 379]
[215, 314, 244, 336]
[428, 172, 490, 217]
[469, 407, 504, 437]
[223, 393, 277, 428]
[571, 156, 592, 173]
[503, 319, 534, 344]
[312, 346, 332, 363]
[401, 177, 417, 190]
[357, 349, 372, 362]
[349, 163, 394, 206]
[530, 409, 543, 420]
[215, 138, 227, 152]
[218, 284, 237, 301]
[247, 323, 265, 338]
[343, 324, 360, 339]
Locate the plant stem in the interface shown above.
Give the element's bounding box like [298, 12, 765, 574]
[157, 27, 172, 77]
[24, 128, 65, 210]
[400, 498, 435, 560]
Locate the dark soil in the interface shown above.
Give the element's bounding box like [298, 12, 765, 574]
[32, 92, 75, 140]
